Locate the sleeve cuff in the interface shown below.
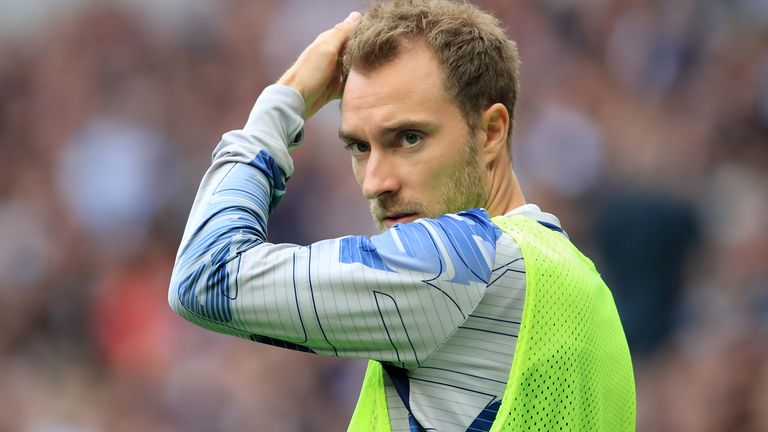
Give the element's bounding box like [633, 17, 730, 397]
[246, 84, 306, 151]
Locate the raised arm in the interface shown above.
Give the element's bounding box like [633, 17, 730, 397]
[168, 12, 502, 369]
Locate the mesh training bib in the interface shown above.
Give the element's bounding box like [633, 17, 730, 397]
[348, 215, 636, 431]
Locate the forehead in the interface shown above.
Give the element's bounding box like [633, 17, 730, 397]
[341, 40, 459, 129]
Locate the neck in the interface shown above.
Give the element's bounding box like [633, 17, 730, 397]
[484, 158, 526, 217]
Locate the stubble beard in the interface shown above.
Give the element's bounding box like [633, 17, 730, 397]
[370, 135, 487, 232]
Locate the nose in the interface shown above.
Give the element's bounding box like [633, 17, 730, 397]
[360, 150, 400, 200]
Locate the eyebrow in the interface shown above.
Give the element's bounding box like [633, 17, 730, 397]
[338, 120, 435, 143]
[338, 129, 362, 143]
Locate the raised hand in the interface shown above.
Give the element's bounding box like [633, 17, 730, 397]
[277, 11, 362, 120]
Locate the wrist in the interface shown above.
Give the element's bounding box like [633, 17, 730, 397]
[277, 73, 305, 99]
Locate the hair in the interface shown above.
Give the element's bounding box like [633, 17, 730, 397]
[343, 0, 521, 142]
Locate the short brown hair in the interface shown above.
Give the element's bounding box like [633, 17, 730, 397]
[343, 0, 520, 140]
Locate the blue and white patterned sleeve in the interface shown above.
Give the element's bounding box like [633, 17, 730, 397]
[168, 85, 503, 369]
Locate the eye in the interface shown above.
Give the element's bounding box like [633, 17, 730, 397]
[400, 132, 422, 148]
[346, 141, 370, 156]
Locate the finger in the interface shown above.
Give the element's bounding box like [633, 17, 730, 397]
[331, 11, 362, 39]
[313, 12, 361, 48]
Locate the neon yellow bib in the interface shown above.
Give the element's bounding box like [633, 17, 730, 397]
[348, 215, 636, 431]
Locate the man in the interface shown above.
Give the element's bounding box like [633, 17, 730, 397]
[169, 1, 635, 430]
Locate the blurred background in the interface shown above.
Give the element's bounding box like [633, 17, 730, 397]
[0, 0, 766, 430]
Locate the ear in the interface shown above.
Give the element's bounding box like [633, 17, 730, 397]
[477, 103, 510, 167]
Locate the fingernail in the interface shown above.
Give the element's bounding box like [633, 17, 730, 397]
[345, 11, 362, 23]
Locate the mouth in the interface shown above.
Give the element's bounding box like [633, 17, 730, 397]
[382, 212, 419, 228]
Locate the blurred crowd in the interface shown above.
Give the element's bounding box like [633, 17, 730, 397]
[0, 0, 766, 430]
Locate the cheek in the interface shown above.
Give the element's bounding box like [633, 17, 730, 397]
[408, 161, 449, 198]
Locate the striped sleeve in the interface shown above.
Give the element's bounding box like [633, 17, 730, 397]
[168, 85, 503, 368]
